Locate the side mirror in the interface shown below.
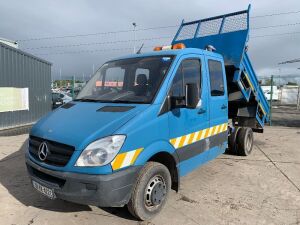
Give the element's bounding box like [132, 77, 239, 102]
[185, 83, 199, 109]
[169, 95, 185, 109]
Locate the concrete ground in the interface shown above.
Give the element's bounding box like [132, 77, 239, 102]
[0, 126, 300, 225]
[271, 105, 300, 127]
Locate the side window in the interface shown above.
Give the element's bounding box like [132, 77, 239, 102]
[170, 64, 184, 97]
[170, 59, 201, 97]
[208, 60, 225, 96]
[182, 59, 201, 91]
[101, 67, 125, 89]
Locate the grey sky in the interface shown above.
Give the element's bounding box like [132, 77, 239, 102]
[1, 0, 300, 80]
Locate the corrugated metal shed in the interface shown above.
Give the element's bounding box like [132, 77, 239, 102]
[0, 42, 52, 130]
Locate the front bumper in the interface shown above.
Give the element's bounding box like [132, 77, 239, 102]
[25, 157, 141, 207]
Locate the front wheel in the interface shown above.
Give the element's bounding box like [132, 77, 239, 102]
[127, 162, 171, 221]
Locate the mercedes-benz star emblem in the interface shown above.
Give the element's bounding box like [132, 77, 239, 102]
[38, 142, 48, 161]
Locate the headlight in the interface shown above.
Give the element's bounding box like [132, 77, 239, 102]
[75, 135, 126, 167]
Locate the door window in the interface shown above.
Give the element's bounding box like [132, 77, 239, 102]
[170, 59, 201, 98]
[208, 60, 225, 96]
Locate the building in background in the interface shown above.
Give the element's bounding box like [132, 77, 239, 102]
[0, 37, 18, 49]
[280, 85, 300, 105]
[0, 41, 52, 132]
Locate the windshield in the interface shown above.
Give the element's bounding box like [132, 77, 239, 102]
[76, 56, 174, 103]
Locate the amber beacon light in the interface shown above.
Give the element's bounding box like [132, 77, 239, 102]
[153, 43, 186, 51]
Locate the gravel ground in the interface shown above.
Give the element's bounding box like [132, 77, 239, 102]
[0, 126, 299, 225]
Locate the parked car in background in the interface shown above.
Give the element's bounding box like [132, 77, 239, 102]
[51, 93, 64, 109]
[53, 92, 72, 104]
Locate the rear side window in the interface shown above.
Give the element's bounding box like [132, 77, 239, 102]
[208, 60, 225, 96]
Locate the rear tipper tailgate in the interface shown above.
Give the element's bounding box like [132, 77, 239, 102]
[171, 4, 269, 130]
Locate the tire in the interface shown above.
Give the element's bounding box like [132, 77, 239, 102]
[226, 127, 240, 155]
[127, 162, 171, 221]
[236, 128, 253, 156]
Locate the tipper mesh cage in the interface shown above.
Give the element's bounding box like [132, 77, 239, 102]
[197, 18, 223, 37]
[175, 23, 198, 41]
[174, 11, 248, 41]
[221, 13, 248, 33]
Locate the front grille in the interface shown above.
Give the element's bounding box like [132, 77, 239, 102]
[29, 135, 75, 167]
[27, 165, 66, 187]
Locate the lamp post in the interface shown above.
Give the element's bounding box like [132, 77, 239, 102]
[132, 22, 137, 53]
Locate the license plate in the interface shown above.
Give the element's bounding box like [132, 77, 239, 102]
[32, 180, 56, 199]
[55, 102, 62, 105]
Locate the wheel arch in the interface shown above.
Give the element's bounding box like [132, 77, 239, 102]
[148, 151, 179, 192]
[134, 140, 180, 192]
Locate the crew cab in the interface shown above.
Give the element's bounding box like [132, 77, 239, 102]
[26, 5, 269, 220]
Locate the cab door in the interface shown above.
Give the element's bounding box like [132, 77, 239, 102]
[167, 55, 210, 175]
[206, 57, 228, 126]
[205, 56, 228, 158]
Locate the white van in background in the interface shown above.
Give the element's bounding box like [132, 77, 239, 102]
[261, 86, 279, 101]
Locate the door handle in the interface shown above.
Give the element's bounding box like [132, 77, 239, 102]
[198, 108, 206, 114]
[221, 104, 227, 110]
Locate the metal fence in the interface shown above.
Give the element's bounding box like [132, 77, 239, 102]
[259, 74, 300, 127]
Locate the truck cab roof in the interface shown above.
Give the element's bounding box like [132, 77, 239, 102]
[111, 47, 223, 62]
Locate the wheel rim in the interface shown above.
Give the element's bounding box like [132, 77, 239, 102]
[246, 133, 252, 152]
[144, 175, 167, 209]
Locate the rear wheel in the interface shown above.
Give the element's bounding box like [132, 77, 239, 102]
[226, 127, 240, 154]
[236, 127, 253, 156]
[127, 162, 171, 221]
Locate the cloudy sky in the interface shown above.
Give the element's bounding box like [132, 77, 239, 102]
[1, 0, 300, 80]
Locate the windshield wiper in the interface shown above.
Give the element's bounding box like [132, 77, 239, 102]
[75, 98, 144, 104]
[74, 98, 101, 102]
[111, 100, 143, 104]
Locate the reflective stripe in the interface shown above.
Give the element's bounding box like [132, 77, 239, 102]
[188, 133, 195, 145]
[121, 150, 136, 168]
[111, 152, 127, 170]
[192, 131, 199, 143]
[183, 134, 191, 146]
[174, 137, 181, 149]
[111, 148, 143, 170]
[131, 148, 143, 164]
[178, 136, 186, 148]
[169, 122, 228, 149]
[200, 129, 206, 140]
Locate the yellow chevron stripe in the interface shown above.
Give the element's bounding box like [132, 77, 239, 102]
[188, 132, 195, 145]
[130, 148, 143, 164]
[111, 152, 127, 170]
[219, 124, 224, 133]
[216, 125, 222, 134]
[214, 125, 219, 135]
[111, 148, 143, 170]
[170, 138, 177, 147]
[222, 123, 227, 132]
[211, 126, 216, 136]
[200, 129, 207, 140]
[196, 130, 203, 141]
[192, 131, 199, 143]
[204, 128, 210, 138]
[169, 122, 228, 149]
[178, 135, 187, 148]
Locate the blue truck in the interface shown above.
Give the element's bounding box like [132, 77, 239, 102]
[26, 5, 269, 220]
